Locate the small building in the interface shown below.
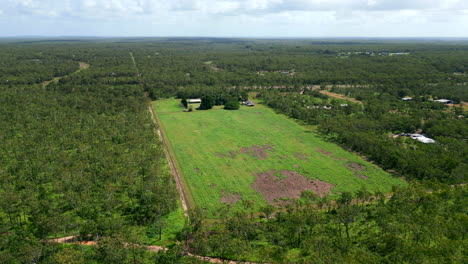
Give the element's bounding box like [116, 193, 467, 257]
[340, 104, 348, 107]
[188, 98, 202, 104]
[402, 97, 412, 101]
[434, 99, 453, 104]
[409, 134, 435, 144]
[242, 101, 255, 107]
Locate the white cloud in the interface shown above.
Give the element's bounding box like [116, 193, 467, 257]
[0, 0, 467, 37]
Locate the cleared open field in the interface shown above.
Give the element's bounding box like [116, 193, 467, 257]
[154, 99, 405, 215]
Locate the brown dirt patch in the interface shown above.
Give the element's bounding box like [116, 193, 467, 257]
[239, 144, 274, 160]
[294, 152, 308, 160]
[215, 150, 238, 159]
[252, 170, 334, 204]
[345, 162, 368, 180]
[317, 149, 333, 156]
[356, 174, 369, 180]
[194, 168, 200, 173]
[220, 192, 242, 205]
[346, 162, 365, 172]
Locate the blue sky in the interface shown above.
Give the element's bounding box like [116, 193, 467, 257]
[1, 0, 467, 37]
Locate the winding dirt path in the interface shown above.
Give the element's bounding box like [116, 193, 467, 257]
[41, 61, 89, 87]
[48, 235, 259, 264]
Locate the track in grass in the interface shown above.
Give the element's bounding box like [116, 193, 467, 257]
[153, 99, 406, 216]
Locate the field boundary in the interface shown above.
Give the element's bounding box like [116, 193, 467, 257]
[148, 104, 194, 218]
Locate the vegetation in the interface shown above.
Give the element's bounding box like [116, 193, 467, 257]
[223, 100, 240, 110]
[188, 185, 466, 263]
[0, 42, 181, 262]
[0, 38, 466, 263]
[154, 99, 405, 216]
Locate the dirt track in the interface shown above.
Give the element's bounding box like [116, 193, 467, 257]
[48, 235, 260, 264]
[148, 105, 190, 217]
[41, 61, 89, 87]
[318, 90, 363, 104]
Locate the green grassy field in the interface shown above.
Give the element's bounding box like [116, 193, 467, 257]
[154, 99, 405, 215]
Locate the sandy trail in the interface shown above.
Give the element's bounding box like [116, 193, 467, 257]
[318, 90, 363, 104]
[41, 61, 90, 87]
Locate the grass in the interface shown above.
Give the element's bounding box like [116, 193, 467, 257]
[147, 202, 186, 247]
[153, 99, 406, 216]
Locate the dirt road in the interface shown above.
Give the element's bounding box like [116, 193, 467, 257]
[41, 61, 89, 87]
[148, 105, 190, 217]
[48, 235, 260, 264]
[318, 90, 363, 104]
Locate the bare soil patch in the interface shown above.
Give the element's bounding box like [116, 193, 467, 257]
[220, 192, 242, 204]
[346, 162, 365, 172]
[356, 174, 369, 180]
[345, 162, 368, 180]
[319, 90, 363, 104]
[294, 152, 309, 160]
[239, 144, 274, 160]
[215, 150, 238, 159]
[317, 148, 333, 156]
[252, 170, 334, 204]
[194, 168, 200, 173]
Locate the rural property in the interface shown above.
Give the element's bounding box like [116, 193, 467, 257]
[154, 99, 405, 216]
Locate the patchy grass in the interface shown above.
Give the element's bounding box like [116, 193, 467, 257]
[146, 203, 186, 247]
[153, 99, 405, 216]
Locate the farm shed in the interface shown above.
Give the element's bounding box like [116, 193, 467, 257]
[188, 99, 202, 104]
[434, 99, 453, 104]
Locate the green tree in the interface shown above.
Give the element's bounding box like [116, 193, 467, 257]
[224, 100, 240, 110]
[198, 95, 215, 110]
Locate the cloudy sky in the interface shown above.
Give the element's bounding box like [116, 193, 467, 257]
[1, 0, 467, 37]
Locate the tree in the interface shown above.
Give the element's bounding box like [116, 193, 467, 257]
[181, 98, 188, 108]
[224, 100, 240, 110]
[198, 95, 215, 110]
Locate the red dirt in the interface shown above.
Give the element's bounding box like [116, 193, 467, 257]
[220, 192, 242, 204]
[252, 170, 334, 204]
[239, 144, 274, 160]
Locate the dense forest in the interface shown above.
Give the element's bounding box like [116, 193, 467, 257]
[0, 38, 467, 263]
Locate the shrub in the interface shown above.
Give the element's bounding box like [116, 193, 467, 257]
[224, 100, 240, 110]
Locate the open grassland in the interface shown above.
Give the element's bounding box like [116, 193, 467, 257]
[154, 99, 405, 215]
